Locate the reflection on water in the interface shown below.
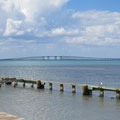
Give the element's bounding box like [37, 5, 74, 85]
[0, 85, 120, 120]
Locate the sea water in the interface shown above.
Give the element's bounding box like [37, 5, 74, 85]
[0, 60, 120, 120]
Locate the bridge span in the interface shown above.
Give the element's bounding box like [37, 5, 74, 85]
[1, 56, 120, 61]
[17, 56, 120, 61]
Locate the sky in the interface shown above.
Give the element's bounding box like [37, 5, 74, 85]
[0, 0, 120, 58]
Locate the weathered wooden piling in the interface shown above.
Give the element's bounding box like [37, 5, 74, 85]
[36, 80, 41, 89]
[82, 85, 92, 95]
[49, 83, 52, 90]
[23, 82, 25, 87]
[31, 83, 34, 88]
[13, 82, 17, 88]
[116, 89, 120, 99]
[99, 88, 104, 97]
[72, 85, 76, 93]
[36, 80, 44, 89]
[60, 84, 64, 92]
[5, 81, 12, 85]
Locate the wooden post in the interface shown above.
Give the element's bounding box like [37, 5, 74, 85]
[82, 85, 92, 95]
[36, 80, 41, 89]
[88, 90, 92, 96]
[23, 82, 25, 87]
[60, 84, 64, 92]
[72, 85, 76, 93]
[41, 82, 45, 89]
[49, 83, 52, 90]
[116, 90, 120, 99]
[31, 83, 34, 88]
[5, 81, 12, 85]
[0, 83, 1, 87]
[99, 88, 104, 97]
[13, 82, 17, 88]
[36, 80, 44, 89]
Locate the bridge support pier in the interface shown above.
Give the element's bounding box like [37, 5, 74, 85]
[72, 85, 76, 93]
[47, 56, 49, 60]
[60, 56, 62, 60]
[60, 84, 64, 92]
[55, 56, 57, 60]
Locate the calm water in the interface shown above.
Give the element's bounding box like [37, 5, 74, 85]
[0, 60, 120, 120]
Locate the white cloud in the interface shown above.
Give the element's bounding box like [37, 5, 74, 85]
[39, 17, 47, 26]
[0, 28, 2, 33]
[0, 0, 69, 22]
[64, 35, 120, 46]
[72, 10, 120, 25]
[51, 27, 79, 36]
[4, 19, 24, 36]
[63, 10, 120, 46]
[36, 27, 79, 37]
[0, 0, 69, 38]
[84, 25, 120, 36]
[65, 37, 87, 44]
[0, 1, 120, 47]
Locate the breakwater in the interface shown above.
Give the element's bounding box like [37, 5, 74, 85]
[0, 77, 120, 99]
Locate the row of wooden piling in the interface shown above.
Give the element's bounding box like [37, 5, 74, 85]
[49, 83, 76, 93]
[0, 77, 120, 99]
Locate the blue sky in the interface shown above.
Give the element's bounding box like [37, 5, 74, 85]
[67, 0, 120, 12]
[0, 0, 120, 58]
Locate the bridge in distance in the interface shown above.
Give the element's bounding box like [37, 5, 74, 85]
[1, 56, 120, 61]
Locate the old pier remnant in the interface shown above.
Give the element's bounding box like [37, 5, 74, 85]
[49, 83, 52, 90]
[1, 77, 120, 99]
[82, 85, 92, 95]
[36, 80, 45, 89]
[13, 82, 17, 88]
[60, 84, 64, 92]
[72, 85, 76, 93]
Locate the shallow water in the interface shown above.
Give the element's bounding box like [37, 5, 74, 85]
[0, 60, 120, 120]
